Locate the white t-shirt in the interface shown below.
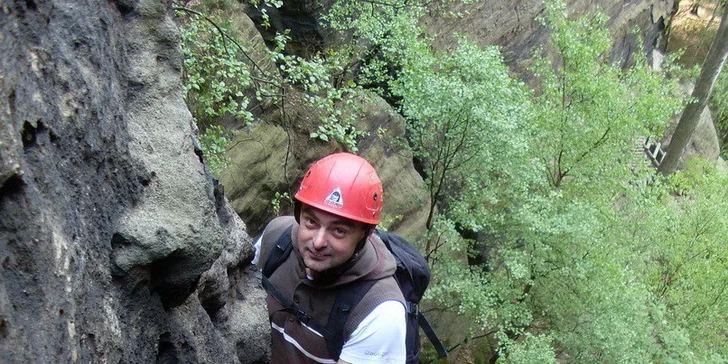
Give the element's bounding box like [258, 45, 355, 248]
[339, 300, 406, 364]
[253, 236, 407, 363]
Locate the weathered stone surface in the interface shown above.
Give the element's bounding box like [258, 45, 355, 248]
[0, 0, 267, 363]
[422, 0, 676, 76]
[662, 105, 721, 169]
[717, 157, 728, 171]
[656, 80, 722, 169]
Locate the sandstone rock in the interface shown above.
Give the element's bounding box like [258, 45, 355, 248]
[717, 157, 728, 171]
[0, 0, 267, 362]
[421, 0, 676, 77]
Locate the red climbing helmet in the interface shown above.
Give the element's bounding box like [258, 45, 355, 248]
[295, 153, 384, 225]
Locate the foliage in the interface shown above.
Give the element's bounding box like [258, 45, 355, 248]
[248, 0, 283, 29]
[178, 8, 253, 175]
[389, 31, 542, 360]
[179, 10, 255, 126]
[501, 334, 557, 364]
[511, 2, 719, 362]
[523, 195, 660, 362]
[531, 0, 684, 189]
[270, 191, 291, 215]
[423, 219, 530, 357]
[403, 1, 718, 362]
[273, 34, 370, 151]
[656, 161, 728, 359]
[392, 35, 536, 238]
[178, 0, 369, 162]
[322, 0, 427, 92]
[320, 0, 482, 99]
[513, 3, 724, 362]
[198, 125, 233, 176]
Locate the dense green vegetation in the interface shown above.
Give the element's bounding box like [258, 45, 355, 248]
[176, 0, 728, 362]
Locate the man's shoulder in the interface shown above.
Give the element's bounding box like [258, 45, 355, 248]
[261, 216, 297, 246]
[367, 275, 404, 303]
[264, 216, 297, 236]
[257, 216, 297, 270]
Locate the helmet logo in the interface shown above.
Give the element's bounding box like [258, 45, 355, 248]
[324, 188, 344, 209]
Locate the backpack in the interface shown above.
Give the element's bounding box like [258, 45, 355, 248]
[261, 225, 448, 364]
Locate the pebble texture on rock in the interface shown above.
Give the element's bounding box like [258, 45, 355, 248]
[0, 0, 268, 363]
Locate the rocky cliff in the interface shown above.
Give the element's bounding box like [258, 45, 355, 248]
[423, 0, 677, 72]
[0, 0, 268, 362]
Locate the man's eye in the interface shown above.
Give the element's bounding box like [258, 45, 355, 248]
[332, 228, 347, 237]
[304, 217, 316, 227]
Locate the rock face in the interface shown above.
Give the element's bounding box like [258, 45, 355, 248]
[423, 0, 676, 69]
[247, 0, 676, 79]
[662, 104, 722, 169]
[0, 0, 268, 363]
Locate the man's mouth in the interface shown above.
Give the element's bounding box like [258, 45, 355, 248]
[307, 250, 327, 260]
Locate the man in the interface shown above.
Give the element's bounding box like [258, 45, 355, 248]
[254, 152, 407, 364]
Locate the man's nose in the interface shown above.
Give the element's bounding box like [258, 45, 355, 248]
[311, 228, 327, 249]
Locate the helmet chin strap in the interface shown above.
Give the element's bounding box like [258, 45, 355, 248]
[355, 226, 374, 252]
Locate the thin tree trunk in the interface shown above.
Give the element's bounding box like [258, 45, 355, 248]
[659, 4, 728, 175]
[691, 1, 701, 16]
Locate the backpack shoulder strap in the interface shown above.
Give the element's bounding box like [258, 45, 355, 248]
[262, 225, 294, 278]
[261, 274, 337, 345]
[259, 223, 377, 361]
[325, 279, 377, 360]
[418, 311, 448, 358]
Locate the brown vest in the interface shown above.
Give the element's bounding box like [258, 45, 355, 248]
[258, 216, 404, 363]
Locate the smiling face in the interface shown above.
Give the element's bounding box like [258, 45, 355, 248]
[297, 204, 368, 277]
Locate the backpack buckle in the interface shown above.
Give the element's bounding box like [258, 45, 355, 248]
[296, 309, 311, 323]
[407, 302, 419, 315]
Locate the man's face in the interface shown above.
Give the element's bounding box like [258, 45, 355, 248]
[297, 204, 367, 274]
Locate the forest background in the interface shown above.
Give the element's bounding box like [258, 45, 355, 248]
[176, 0, 728, 362]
